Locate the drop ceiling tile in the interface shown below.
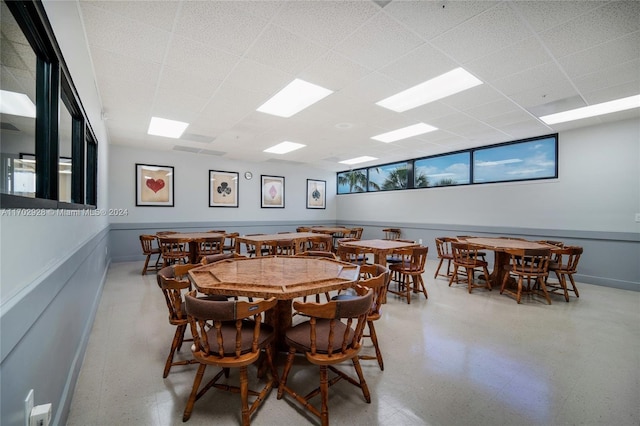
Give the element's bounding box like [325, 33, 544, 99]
[558, 32, 640, 79]
[573, 60, 640, 94]
[223, 59, 292, 97]
[90, 47, 161, 87]
[175, 2, 269, 56]
[244, 24, 327, 75]
[497, 119, 553, 140]
[508, 80, 580, 109]
[379, 43, 459, 86]
[192, 83, 266, 133]
[80, 1, 180, 31]
[80, 3, 170, 64]
[465, 37, 553, 83]
[430, 2, 533, 64]
[439, 84, 506, 111]
[164, 35, 240, 82]
[462, 98, 524, 120]
[512, 1, 607, 33]
[384, 1, 498, 41]
[491, 62, 571, 96]
[539, 1, 640, 58]
[158, 67, 222, 102]
[272, 1, 378, 48]
[583, 81, 640, 105]
[482, 110, 538, 128]
[333, 12, 424, 70]
[152, 91, 209, 123]
[339, 72, 406, 104]
[299, 51, 372, 92]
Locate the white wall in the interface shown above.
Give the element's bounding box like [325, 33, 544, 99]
[0, 0, 110, 307]
[337, 118, 640, 234]
[108, 145, 336, 224]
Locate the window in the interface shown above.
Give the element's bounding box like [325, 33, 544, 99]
[473, 136, 557, 184]
[337, 134, 558, 194]
[1, 0, 98, 209]
[368, 162, 409, 191]
[415, 152, 470, 188]
[337, 169, 367, 194]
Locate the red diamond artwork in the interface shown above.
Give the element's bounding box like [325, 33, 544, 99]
[146, 178, 165, 193]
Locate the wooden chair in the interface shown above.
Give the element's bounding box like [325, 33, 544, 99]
[194, 235, 225, 262]
[545, 246, 582, 302]
[183, 293, 278, 425]
[266, 239, 297, 255]
[222, 232, 239, 253]
[243, 234, 270, 257]
[200, 252, 236, 265]
[158, 236, 190, 266]
[433, 237, 456, 279]
[334, 264, 390, 370]
[277, 286, 374, 426]
[500, 248, 552, 304]
[456, 236, 487, 262]
[296, 226, 311, 232]
[388, 246, 428, 304]
[382, 228, 401, 240]
[449, 242, 491, 293]
[139, 234, 162, 275]
[336, 239, 367, 265]
[156, 264, 228, 378]
[347, 227, 364, 239]
[307, 234, 333, 252]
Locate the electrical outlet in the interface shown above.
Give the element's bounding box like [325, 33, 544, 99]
[635, 213, 640, 223]
[25, 389, 34, 426]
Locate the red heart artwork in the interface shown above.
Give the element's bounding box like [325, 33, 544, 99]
[146, 178, 165, 193]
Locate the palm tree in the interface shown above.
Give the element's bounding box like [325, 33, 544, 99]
[338, 170, 368, 192]
[381, 167, 429, 190]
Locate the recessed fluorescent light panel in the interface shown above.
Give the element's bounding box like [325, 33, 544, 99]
[0, 90, 36, 118]
[339, 156, 378, 165]
[539, 95, 640, 125]
[147, 117, 189, 138]
[264, 141, 306, 154]
[376, 67, 483, 112]
[257, 79, 333, 118]
[372, 123, 438, 143]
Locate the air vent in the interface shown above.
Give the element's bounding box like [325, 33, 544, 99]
[181, 133, 215, 143]
[200, 149, 226, 156]
[173, 145, 201, 154]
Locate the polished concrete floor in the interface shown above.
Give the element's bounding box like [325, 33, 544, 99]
[67, 259, 640, 426]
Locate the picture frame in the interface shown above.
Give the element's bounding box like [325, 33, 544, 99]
[135, 163, 174, 207]
[261, 175, 285, 208]
[209, 170, 238, 207]
[306, 179, 326, 209]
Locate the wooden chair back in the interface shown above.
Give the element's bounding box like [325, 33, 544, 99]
[337, 240, 367, 264]
[158, 237, 189, 266]
[307, 234, 332, 251]
[185, 292, 277, 363]
[297, 250, 337, 259]
[157, 264, 196, 325]
[551, 246, 582, 273]
[222, 232, 239, 253]
[292, 286, 373, 361]
[139, 234, 161, 274]
[506, 248, 551, 276]
[358, 264, 390, 320]
[194, 235, 224, 261]
[451, 242, 484, 267]
[382, 228, 401, 240]
[201, 252, 236, 265]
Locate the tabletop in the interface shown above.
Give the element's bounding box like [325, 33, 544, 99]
[188, 255, 359, 299]
[464, 237, 556, 251]
[340, 238, 418, 264]
[156, 232, 225, 240]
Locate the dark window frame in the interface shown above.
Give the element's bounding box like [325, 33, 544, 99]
[337, 133, 558, 194]
[1, 0, 98, 210]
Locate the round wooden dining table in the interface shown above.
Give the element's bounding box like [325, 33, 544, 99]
[188, 255, 360, 346]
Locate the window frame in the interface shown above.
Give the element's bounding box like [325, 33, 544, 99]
[1, 0, 98, 210]
[337, 134, 558, 195]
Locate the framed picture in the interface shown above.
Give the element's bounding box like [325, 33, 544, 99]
[136, 163, 174, 207]
[306, 179, 326, 209]
[261, 175, 285, 208]
[209, 170, 238, 207]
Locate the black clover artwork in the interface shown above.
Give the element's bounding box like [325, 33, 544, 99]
[216, 182, 232, 197]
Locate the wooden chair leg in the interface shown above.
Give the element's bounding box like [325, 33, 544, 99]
[351, 357, 371, 403]
[277, 348, 296, 399]
[142, 255, 151, 275]
[568, 274, 580, 297]
[320, 365, 329, 426]
[433, 258, 444, 278]
[183, 363, 207, 421]
[363, 321, 384, 371]
[240, 366, 250, 426]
